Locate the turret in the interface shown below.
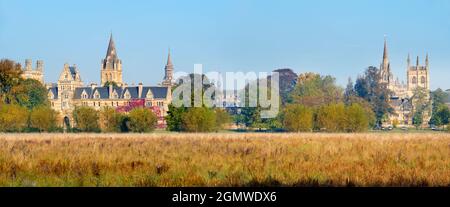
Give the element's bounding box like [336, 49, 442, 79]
[36, 60, 44, 71]
[25, 59, 32, 71]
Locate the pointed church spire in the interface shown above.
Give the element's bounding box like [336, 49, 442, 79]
[383, 37, 389, 63]
[426, 53, 429, 67]
[106, 33, 118, 60]
[166, 48, 173, 67]
[416, 56, 420, 66]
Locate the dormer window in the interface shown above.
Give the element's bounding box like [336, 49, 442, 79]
[112, 90, 119, 99]
[81, 90, 88, 99]
[124, 90, 131, 99]
[94, 91, 100, 99]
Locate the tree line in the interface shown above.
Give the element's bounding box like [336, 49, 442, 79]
[2, 58, 450, 133]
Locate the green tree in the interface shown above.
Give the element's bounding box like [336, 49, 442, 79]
[282, 104, 313, 132]
[432, 104, 450, 129]
[165, 104, 186, 131]
[0, 104, 29, 132]
[289, 72, 343, 107]
[29, 106, 58, 132]
[355, 66, 393, 126]
[73, 106, 100, 132]
[103, 81, 118, 88]
[128, 107, 158, 133]
[344, 104, 369, 132]
[429, 88, 448, 126]
[99, 107, 123, 132]
[14, 79, 48, 110]
[413, 110, 424, 129]
[181, 107, 216, 132]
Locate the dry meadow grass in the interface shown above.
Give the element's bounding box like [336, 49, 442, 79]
[0, 133, 448, 187]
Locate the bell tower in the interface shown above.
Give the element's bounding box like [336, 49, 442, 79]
[101, 34, 123, 86]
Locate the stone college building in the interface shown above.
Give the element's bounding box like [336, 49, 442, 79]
[22, 35, 174, 128]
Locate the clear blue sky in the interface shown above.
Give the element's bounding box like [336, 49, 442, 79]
[1, 0, 450, 89]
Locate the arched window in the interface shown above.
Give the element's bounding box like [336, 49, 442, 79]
[421, 76, 426, 84]
[412, 76, 417, 84]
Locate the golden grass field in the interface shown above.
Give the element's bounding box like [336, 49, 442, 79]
[0, 132, 449, 187]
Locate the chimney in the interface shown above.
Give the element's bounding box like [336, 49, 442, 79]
[25, 59, 32, 70]
[138, 83, 143, 98]
[36, 60, 44, 71]
[109, 84, 113, 98]
[90, 83, 97, 90]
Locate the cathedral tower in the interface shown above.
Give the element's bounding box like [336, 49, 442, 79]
[101, 34, 123, 86]
[406, 54, 430, 95]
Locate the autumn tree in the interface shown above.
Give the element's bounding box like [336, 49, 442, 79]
[344, 103, 369, 132]
[73, 106, 100, 132]
[128, 107, 158, 133]
[99, 107, 123, 132]
[316, 103, 346, 132]
[29, 105, 58, 132]
[181, 107, 216, 132]
[282, 104, 313, 132]
[0, 59, 23, 104]
[0, 104, 28, 132]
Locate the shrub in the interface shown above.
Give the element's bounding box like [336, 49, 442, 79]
[0, 104, 29, 132]
[282, 104, 313, 132]
[30, 105, 58, 132]
[73, 106, 100, 132]
[128, 107, 158, 133]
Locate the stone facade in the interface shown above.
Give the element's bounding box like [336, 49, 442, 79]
[21, 59, 44, 84]
[379, 39, 431, 126]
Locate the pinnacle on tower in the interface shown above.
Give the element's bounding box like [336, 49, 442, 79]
[426, 53, 429, 67]
[382, 37, 389, 67]
[407, 53, 411, 67]
[166, 48, 173, 67]
[416, 56, 420, 66]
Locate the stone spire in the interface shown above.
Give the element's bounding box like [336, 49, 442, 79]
[105, 33, 118, 61]
[426, 53, 429, 68]
[416, 56, 420, 66]
[162, 48, 174, 86]
[382, 38, 389, 66]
